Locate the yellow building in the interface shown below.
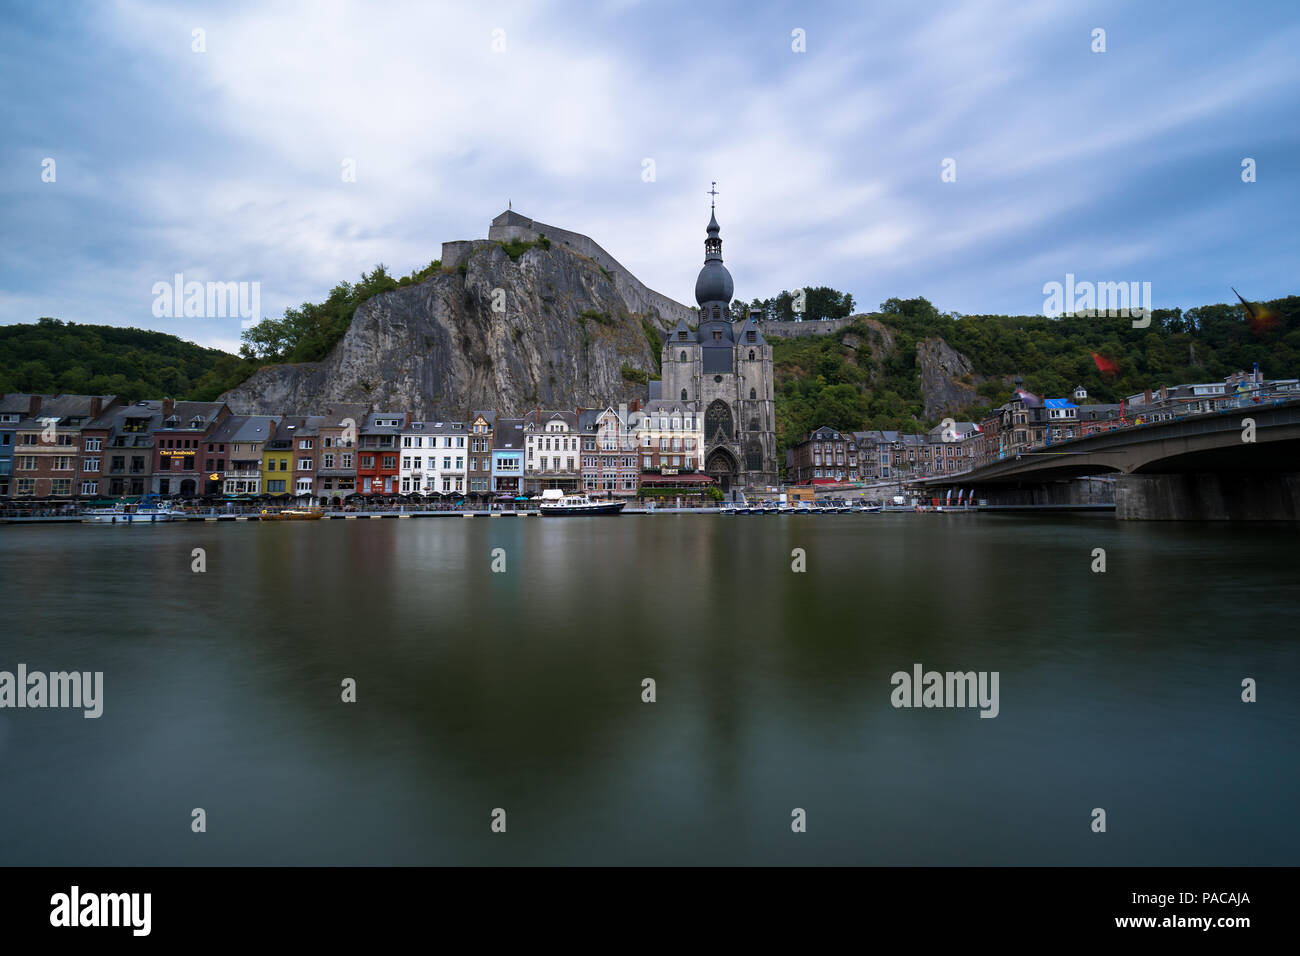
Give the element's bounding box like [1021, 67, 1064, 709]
[260, 419, 294, 497]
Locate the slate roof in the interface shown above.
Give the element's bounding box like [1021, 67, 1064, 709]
[9, 394, 118, 428]
[492, 419, 525, 450]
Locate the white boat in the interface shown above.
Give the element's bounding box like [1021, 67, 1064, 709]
[538, 493, 626, 516]
[83, 497, 185, 523]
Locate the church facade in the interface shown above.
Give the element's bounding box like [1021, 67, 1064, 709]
[658, 207, 778, 492]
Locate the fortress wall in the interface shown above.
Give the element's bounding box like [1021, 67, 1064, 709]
[756, 317, 856, 339]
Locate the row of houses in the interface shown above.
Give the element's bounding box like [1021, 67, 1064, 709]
[0, 394, 711, 504]
[785, 369, 1300, 485]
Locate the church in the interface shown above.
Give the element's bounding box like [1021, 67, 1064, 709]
[656, 202, 778, 491]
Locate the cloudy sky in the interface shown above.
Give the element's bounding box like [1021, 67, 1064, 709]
[2, 0, 1297, 353]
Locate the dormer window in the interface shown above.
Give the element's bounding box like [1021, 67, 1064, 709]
[678, 331, 687, 341]
[713, 329, 722, 341]
[747, 331, 756, 342]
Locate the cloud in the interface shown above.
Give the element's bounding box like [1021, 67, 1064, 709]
[1, 0, 1297, 350]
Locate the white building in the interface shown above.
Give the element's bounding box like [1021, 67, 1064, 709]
[400, 421, 467, 495]
[628, 400, 704, 475]
[523, 410, 581, 494]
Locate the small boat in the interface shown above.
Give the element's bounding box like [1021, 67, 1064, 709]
[539, 493, 626, 516]
[83, 496, 184, 523]
[857, 503, 882, 513]
[261, 508, 324, 521]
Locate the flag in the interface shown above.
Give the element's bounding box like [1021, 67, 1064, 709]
[1232, 287, 1279, 334]
[1091, 351, 1118, 375]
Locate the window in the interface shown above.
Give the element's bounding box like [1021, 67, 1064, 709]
[18, 456, 37, 470]
[455, 457, 463, 469]
[341, 453, 353, 468]
[749, 388, 757, 400]
[17, 478, 35, 495]
[80, 480, 98, 495]
[83, 458, 100, 472]
[749, 349, 755, 360]
[323, 454, 335, 469]
[678, 331, 687, 340]
[680, 351, 687, 362]
[360, 455, 374, 469]
[85, 438, 102, 451]
[382, 455, 397, 470]
[298, 459, 313, 471]
[267, 480, 286, 493]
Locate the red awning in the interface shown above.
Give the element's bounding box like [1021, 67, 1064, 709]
[639, 473, 714, 485]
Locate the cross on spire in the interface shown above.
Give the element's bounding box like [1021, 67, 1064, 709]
[707, 181, 719, 210]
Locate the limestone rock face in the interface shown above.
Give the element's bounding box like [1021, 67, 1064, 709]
[222, 241, 688, 418]
[916, 336, 979, 419]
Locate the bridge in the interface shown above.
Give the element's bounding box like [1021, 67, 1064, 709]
[921, 397, 1300, 520]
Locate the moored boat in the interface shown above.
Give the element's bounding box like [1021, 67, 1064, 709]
[83, 496, 184, 523]
[539, 493, 626, 516]
[261, 508, 324, 521]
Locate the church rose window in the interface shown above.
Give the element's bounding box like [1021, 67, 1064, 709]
[713, 375, 723, 383]
[705, 401, 733, 444]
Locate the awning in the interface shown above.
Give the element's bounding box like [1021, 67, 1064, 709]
[639, 473, 714, 485]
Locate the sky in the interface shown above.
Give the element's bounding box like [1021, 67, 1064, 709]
[1, 0, 1297, 354]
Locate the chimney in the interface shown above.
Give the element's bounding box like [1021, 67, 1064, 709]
[1159, 385, 1167, 402]
[163, 397, 175, 418]
[28, 395, 41, 417]
[90, 396, 104, 418]
[1143, 388, 1152, 406]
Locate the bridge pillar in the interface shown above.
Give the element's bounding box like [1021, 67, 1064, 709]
[1116, 472, 1300, 520]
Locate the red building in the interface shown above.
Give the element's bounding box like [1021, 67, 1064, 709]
[357, 412, 406, 496]
[150, 400, 230, 498]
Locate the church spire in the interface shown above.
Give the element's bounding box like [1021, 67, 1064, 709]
[704, 183, 722, 262]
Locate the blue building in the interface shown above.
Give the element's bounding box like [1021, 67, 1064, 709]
[490, 418, 525, 494]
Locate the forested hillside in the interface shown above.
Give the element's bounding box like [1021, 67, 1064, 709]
[773, 294, 1300, 461]
[0, 317, 254, 402]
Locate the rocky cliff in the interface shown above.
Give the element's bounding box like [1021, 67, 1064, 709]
[916, 336, 982, 419]
[222, 237, 690, 418]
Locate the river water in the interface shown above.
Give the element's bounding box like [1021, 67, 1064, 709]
[1, 514, 1296, 865]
